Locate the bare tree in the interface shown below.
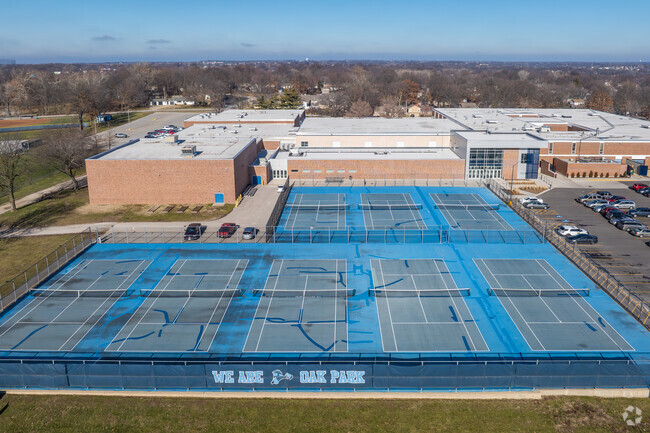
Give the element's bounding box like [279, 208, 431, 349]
[346, 100, 373, 117]
[375, 96, 405, 118]
[42, 129, 91, 190]
[0, 137, 27, 211]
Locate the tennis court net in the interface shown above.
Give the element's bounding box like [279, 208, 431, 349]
[434, 204, 500, 211]
[252, 288, 356, 297]
[370, 287, 471, 297]
[143, 289, 242, 298]
[358, 203, 423, 211]
[284, 203, 349, 211]
[30, 289, 129, 298]
[488, 288, 590, 297]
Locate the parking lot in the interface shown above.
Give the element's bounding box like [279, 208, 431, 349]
[533, 182, 650, 304]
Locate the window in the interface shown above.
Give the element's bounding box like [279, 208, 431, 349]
[314, 169, 322, 173]
[300, 141, 308, 147]
[599, 142, 604, 155]
[396, 141, 404, 147]
[337, 169, 345, 173]
[302, 169, 310, 173]
[467, 148, 504, 179]
[326, 169, 334, 173]
[332, 141, 340, 147]
[548, 142, 553, 154]
[291, 169, 298, 173]
[428, 141, 436, 147]
[571, 142, 577, 154]
[521, 153, 528, 164]
[349, 169, 357, 173]
[364, 141, 372, 147]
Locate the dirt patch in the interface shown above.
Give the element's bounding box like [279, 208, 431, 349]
[549, 399, 624, 433]
[0, 118, 56, 128]
[74, 203, 133, 215]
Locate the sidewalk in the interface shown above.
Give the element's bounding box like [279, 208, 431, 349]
[0, 175, 87, 215]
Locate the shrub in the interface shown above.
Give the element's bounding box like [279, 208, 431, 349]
[606, 172, 610, 178]
[589, 170, 594, 177]
[614, 172, 619, 178]
[570, 173, 575, 178]
[582, 172, 587, 178]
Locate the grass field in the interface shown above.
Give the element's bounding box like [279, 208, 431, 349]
[0, 235, 74, 283]
[0, 188, 234, 229]
[0, 394, 647, 433]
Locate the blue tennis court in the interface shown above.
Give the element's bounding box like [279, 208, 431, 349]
[0, 186, 648, 391]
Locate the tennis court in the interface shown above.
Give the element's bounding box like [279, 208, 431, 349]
[281, 193, 347, 230]
[431, 192, 511, 230]
[105, 259, 248, 352]
[0, 260, 151, 351]
[244, 259, 349, 353]
[360, 193, 427, 229]
[474, 258, 634, 352]
[371, 259, 488, 352]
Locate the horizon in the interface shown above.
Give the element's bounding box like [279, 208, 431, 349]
[2, 0, 649, 64]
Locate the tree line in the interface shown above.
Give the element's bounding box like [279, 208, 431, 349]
[1, 61, 648, 121]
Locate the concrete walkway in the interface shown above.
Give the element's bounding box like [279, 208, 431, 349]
[0, 175, 87, 215]
[0, 182, 283, 239]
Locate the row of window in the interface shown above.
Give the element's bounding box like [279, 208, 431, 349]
[549, 142, 605, 155]
[468, 148, 504, 170]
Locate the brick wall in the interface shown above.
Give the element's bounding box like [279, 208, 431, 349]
[501, 149, 520, 180]
[250, 164, 270, 184]
[551, 157, 627, 178]
[287, 159, 465, 180]
[547, 141, 650, 157]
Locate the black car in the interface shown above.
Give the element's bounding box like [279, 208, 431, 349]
[566, 234, 598, 244]
[183, 223, 202, 241]
[524, 201, 550, 209]
[628, 208, 650, 218]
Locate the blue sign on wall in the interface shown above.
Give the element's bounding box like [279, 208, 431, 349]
[214, 193, 224, 204]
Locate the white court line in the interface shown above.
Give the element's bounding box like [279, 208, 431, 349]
[536, 259, 633, 351]
[520, 275, 562, 323]
[474, 258, 545, 351]
[253, 259, 284, 351]
[433, 260, 481, 351]
[286, 194, 305, 231]
[410, 275, 428, 323]
[59, 261, 152, 351]
[0, 259, 92, 340]
[369, 260, 387, 352]
[242, 260, 279, 352]
[112, 259, 188, 351]
[334, 259, 338, 350]
[378, 259, 399, 351]
[202, 259, 248, 352]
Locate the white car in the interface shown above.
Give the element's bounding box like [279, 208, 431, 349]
[277, 185, 285, 193]
[519, 196, 543, 205]
[556, 225, 588, 237]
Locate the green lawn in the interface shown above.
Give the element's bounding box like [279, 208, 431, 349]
[0, 188, 234, 230]
[0, 395, 646, 433]
[95, 111, 151, 132]
[0, 234, 73, 284]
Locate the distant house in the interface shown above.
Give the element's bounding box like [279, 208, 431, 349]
[150, 95, 195, 106]
[407, 104, 422, 117]
[568, 98, 585, 108]
[459, 102, 478, 109]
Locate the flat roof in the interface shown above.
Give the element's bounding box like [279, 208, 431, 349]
[437, 108, 650, 142]
[185, 109, 304, 124]
[453, 130, 547, 148]
[275, 148, 461, 161]
[297, 117, 457, 136]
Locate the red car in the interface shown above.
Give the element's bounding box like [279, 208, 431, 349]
[218, 223, 237, 238]
[631, 183, 648, 191]
[607, 196, 626, 202]
[599, 206, 619, 216]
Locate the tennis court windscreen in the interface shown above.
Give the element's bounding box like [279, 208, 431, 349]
[434, 204, 500, 211]
[252, 288, 356, 297]
[284, 203, 349, 211]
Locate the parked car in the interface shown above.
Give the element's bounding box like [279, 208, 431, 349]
[610, 200, 636, 210]
[242, 227, 258, 240]
[576, 194, 602, 203]
[592, 204, 611, 213]
[277, 185, 285, 193]
[638, 187, 650, 196]
[524, 201, 549, 209]
[607, 195, 626, 202]
[609, 215, 633, 225]
[599, 206, 619, 216]
[183, 223, 202, 241]
[605, 210, 627, 220]
[631, 183, 649, 191]
[566, 234, 598, 244]
[616, 219, 647, 231]
[646, 241, 650, 247]
[584, 199, 610, 208]
[629, 227, 650, 238]
[217, 223, 238, 238]
[595, 190, 613, 198]
[115, 132, 128, 138]
[556, 225, 588, 237]
[628, 208, 650, 218]
[520, 196, 544, 204]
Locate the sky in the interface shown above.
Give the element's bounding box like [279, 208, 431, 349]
[1, 0, 649, 64]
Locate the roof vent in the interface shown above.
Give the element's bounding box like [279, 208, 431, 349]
[486, 120, 498, 124]
[181, 145, 197, 158]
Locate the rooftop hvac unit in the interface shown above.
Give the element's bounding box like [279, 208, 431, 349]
[561, 114, 572, 118]
[250, 127, 258, 131]
[230, 130, 238, 134]
[642, 125, 650, 129]
[486, 120, 498, 124]
[473, 114, 483, 118]
[181, 145, 197, 157]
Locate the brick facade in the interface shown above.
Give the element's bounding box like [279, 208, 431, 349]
[551, 157, 627, 178]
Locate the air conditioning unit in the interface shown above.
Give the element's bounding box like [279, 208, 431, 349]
[181, 145, 197, 157]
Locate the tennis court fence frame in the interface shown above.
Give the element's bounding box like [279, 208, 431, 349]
[0, 355, 648, 391]
[99, 225, 544, 245]
[0, 228, 100, 314]
[484, 178, 650, 330]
